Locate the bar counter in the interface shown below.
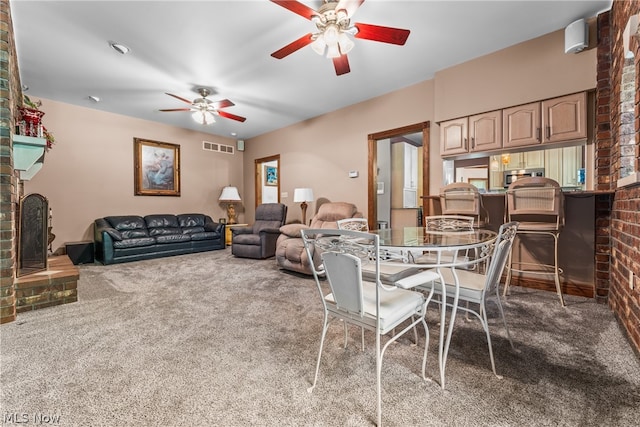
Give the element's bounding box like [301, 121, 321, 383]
[424, 190, 613, 298]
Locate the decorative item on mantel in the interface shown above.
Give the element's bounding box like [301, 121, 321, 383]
[17, 96, 55, 150]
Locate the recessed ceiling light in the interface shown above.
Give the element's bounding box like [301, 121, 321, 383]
[88, 95, 100, 103]
[230, 132, 237, 137]
[109, 42, 130, 55]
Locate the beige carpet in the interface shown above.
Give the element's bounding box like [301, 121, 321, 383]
[1, 249, 639, 427]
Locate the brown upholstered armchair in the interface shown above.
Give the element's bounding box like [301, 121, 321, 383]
[231, 203, 287, 259]
[275, 202, 362, 275]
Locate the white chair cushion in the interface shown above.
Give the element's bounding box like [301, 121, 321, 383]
[417, 268, 485, 303]
[325, 281, 424, 333]
[361, 262, 418, 284]
[394, 270, 441, 289]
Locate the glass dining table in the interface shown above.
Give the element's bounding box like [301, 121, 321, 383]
[370, 226, 498, 389]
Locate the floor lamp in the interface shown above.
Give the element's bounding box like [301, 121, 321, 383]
[294, 188, 314, 225]
[219, 186, 241, 224]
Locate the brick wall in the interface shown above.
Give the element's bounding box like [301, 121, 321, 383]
[599, 1, 640, 354]
[0, 0, 19, 324]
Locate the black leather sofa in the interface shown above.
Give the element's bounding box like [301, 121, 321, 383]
[94, 214, 225, 265]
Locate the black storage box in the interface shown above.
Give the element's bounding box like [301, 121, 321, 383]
[65, 241, 94, 265]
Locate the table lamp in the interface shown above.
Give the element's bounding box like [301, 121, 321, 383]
[293, 188, 314, 225]
[219, 186, 241, 224]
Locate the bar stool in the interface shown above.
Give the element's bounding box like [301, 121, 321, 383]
[503, 177, 565, 306]
[440, 182, 489, 228]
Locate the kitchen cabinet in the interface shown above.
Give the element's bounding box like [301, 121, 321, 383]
[542, 92, 587, 143]
[503, 92, 587, 150]
[504, 151, 544, 170]
[440, 117, 468, 156]
[544, 146, 583, 187]
[502, 101, 542, 148]
[440, 110, 501, 156]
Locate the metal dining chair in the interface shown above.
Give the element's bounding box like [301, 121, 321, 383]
[415, 221, 519, 378]
[301, 228, 432, 427]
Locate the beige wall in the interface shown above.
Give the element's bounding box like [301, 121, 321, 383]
[25, 25, 598, 245]
[434, 28, 597, 121]
[243, 79, 436, 223]
[24, 99, 243, 251]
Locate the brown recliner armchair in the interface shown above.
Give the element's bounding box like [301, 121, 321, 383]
[275, 202, 362, 275]
[231, 203, 287, 259]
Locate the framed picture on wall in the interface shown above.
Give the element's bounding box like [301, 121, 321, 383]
[265, 166, 278, 186]
[134, 138, 181, 196]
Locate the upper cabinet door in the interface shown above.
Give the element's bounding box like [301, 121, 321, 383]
[440, 117, 468, 156]
[469, 110, 502, 152]
[542, 92, 587, 143]
[502, 101, 542, 148]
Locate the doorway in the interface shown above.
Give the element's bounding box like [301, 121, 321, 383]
[367, 122, 430, 231]
[254, 155, 280, 208]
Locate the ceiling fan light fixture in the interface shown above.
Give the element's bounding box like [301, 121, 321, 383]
[311, 36, 326, 56]
[326, 42, 341, 58]
[338, 32, 354, 54]
[192, 110, 215, 125]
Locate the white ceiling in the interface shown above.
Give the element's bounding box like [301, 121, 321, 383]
[11, 0, 612, 140]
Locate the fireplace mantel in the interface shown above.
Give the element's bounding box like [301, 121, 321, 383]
[13, 134, 46, 180]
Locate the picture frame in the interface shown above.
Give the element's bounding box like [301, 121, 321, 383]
[265, 165, 278, 186]
[134, 138, 180, 196]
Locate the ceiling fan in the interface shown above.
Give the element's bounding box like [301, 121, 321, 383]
[270, 0, 410, 76]
[159, 88, 246, 125]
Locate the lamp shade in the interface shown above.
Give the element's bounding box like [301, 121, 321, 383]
[293, 188, 314, 203]
[219, 186, 241, 202]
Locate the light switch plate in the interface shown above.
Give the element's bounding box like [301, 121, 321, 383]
[348, 170, 359, 178]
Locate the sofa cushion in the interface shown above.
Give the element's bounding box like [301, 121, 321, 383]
[182, 226, 206, 235]
[149, 227, 182, 236]
[280, 223, 308, 238]
[106, 216, 147, 231]
[233, 234, 261, 246]
[156, 234, 191, 244]
[145, 215, 180, 229]
[113, 237, 156, 249]
[190, 231, 219, 241]
[177, 214, 206, 228]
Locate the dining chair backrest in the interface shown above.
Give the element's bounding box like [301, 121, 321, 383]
[424, 215, 474, 232]
[484, 221, 519, 296]
[506, 177, 564, 229]
[336, 218, 369, 232]
[440, 182, 487, 226]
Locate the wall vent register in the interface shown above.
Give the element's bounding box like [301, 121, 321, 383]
[203, 141, 234, 154]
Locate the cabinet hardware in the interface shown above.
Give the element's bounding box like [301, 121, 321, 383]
[546, 126, 551, 140]
[471, 137, 475, 149]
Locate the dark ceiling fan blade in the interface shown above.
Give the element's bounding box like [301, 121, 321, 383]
[354, 23, 410, 45]
[335, 0, 365, 18]
[211, 99, 234, 110]
[159, 108, 192, 112]
[217, 110, 247, 122]
[270, 0, 317, 20]
[271, 33, 313, 59]
[333, 55, 351, 76]
[165, 92, 194, 104]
